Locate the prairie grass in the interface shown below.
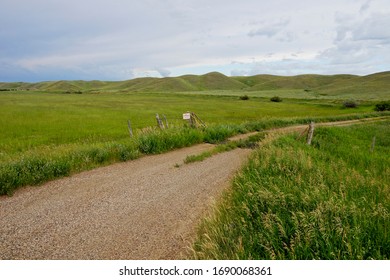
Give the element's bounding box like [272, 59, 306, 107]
[190, 121, 390, 259]
[0, 141, 140, 195]
[0, 91, 381, 160]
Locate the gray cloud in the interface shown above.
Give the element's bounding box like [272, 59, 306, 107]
[248, 19, 290, 38]
[360, 0, 372, 14]
[1, 0, 389, 81]
[316, 8, 390, 74]
[155, 68, 171, 78]
[352, 14, 390, 41]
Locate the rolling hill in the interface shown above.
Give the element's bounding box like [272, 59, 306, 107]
[1, 71, 389, 99]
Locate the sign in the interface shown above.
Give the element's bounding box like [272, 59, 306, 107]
[183, 113, 191, 120]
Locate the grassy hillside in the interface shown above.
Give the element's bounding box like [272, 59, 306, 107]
[191, 121, 390, 259]
[1, 71, 389, 100]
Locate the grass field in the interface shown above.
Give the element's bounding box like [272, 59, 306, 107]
[0, 91, 378, 161]
[0, 89, 388, 195]
[190, 121, 390, 259]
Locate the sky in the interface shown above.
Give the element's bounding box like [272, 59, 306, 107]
[1, 0, 390, 82]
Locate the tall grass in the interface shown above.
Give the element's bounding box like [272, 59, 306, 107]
[190, 121, 389, 259]
[137, 127, 204, 154]
[0, 141, 140, 195]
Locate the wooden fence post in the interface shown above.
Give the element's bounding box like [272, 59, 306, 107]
[127, 120, 133, 138]
[307, 121, 315, 145]
[163, 114, 169, 128]
[370, 136, 376, 152]
[156, 113, 165, 129]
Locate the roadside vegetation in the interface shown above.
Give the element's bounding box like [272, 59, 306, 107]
[190, 121, 390, 259]
[184, 133, 265, 164]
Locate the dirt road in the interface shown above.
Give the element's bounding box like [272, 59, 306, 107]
[0, 143, 251, 259]
[1, 117, 387, 260]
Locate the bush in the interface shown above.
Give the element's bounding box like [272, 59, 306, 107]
[374, 101, 390, 111]
[343, 100, 358, 108]
[239, 95, 249, 100]
[270, 96, 282, 102]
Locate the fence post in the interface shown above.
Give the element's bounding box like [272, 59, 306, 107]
[156, 113, 165, 129]
[370, 136, 376, 152]
[307, 121, 315, 145]
[127, 120, 133, 138]
[163, 114, 169, 129]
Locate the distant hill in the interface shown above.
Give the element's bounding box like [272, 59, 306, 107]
[1, 71, 389, 99]
[233, 74, 358, 91]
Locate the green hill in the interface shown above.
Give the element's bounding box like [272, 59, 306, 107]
[1, 71, 389, 100]
[233, 74, 358, 91]
[233, 72, 390, 100]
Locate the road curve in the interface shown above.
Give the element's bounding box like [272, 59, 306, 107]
[0, 143, 251, 259]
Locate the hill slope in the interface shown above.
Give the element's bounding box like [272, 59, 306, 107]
[1, 71, 389, 99]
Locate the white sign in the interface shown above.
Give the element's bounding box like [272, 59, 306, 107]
[183, 113, 191, 120]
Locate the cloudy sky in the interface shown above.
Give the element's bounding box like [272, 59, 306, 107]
[1, 0, 390, 82]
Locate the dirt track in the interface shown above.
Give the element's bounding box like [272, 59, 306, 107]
[0, 117, 387, 260]
[0, 143, 252, 259]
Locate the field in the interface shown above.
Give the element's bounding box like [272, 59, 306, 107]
[190, 121, 390, 259]
[1, 83, 389, 196]
[0, 90, 381, 161]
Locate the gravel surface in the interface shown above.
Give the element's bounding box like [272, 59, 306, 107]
[0, 143, 251, 260]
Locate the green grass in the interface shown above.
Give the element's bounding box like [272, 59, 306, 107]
[0, 90, 389, 195]
[0, 91, 381, 160]
[190, 121, 390, 259]
[184, 133, 265, 164]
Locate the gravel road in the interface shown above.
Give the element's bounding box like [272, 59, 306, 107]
[0, 143, 251, 260]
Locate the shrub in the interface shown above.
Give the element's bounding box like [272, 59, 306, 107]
[239, 95, 249, 100]
[343, 100, 358, 108]
[374, 101, 390, 111]
[270, 96, 282, 102]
